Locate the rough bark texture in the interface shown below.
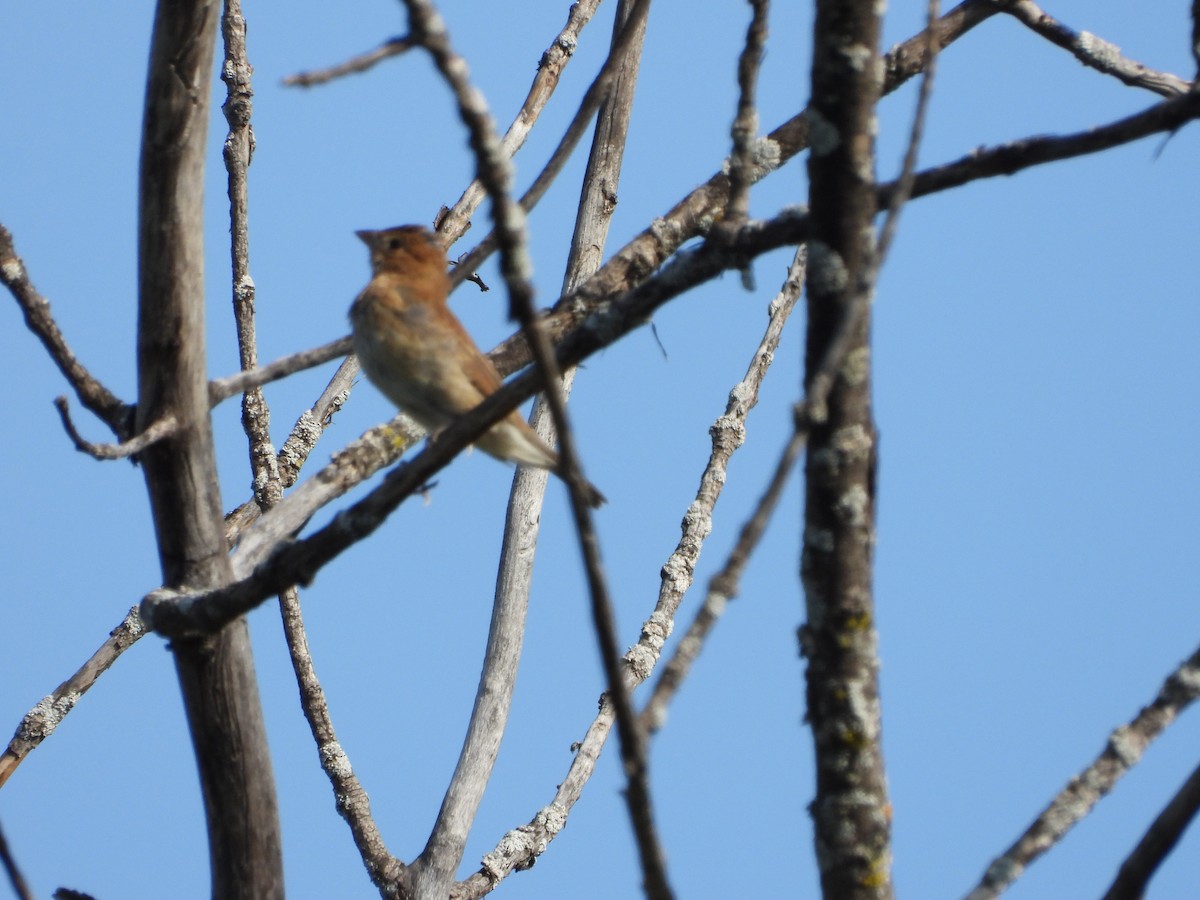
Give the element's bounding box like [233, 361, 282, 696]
[135, 2, 282, 896]
[801, 0, 892, 897]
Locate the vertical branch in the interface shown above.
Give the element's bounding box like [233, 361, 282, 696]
[548, 4, 677, 897]
[221, 0, 281, 509]
[410, 2, 664, 896]
[136, 2, 282, 896]
[801, 0, 891, 898]
[724, 0, 769, 226]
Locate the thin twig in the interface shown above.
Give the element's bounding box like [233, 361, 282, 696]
[207, 335, 353, 406]
[966, 645, 1200, 899]
[725, 0, 770, 227]
[283, 36, 415, 87]
[404, 2, 670, 890]
[398, 3, 661, 894]
[875, 0, 940, 268]
[278, 587, 406, 890]
[221, 0, 282, 512]
[1, 224, 134, 438]
[437, 0, 605, 243]
[0, 818, 33, 900]
[446, 0, 655, 289]
[1102, 759, 1200, 900]
[223, 355, 356, 547]
[881, 89, 1200, 207]
[53, 397, 176, 460]
[639, 248, 805, 732]
[1002, 0, 1189, 97]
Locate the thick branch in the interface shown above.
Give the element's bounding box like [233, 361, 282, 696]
[135, 1, 281, 895]
[801, 0, 891, 896]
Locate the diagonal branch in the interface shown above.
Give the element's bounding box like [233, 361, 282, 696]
[1001, 0, 1189, 97]
[0, 607, 146, 789]
[967, 645, 1200, 899]
[283, 35, 416, 87]
[487, 0, 999, 374]
[437, 0, 606, 242]
[207, 335, 352, 406]
[1102, 759, 1200, 900]
[1, 224, 134, 438]
[446, 0, 655, 287]
[432, 1, 655, 897]
[639, 247, 805, 733]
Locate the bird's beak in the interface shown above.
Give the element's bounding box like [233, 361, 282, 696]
[355, 230, 374, 245]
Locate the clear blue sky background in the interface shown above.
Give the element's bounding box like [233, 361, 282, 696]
[3, 2, 1199, 898]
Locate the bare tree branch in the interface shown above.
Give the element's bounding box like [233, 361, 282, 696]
[284, 35, 416, 87]
[446, 0, 655, 288]
[885, 89, 1200, 206]
[1103, 759, 1200, 900]
[0, 607, 145, 789]
[0, 819, 33, 900]
[207, 335, 353, 406]
[460, 245, 804, 898]
[279, 587, 407, 892]
[135, 2, 281, 895]
[0, 224, 134, 438]
[432, 1, 653, 896]
[437, 0, 606, 242]
[967, 646, 1200, 899]
[221, 0, 282, 513]
[875, 0, 940, 268]
[724, 0, 770, 227]
[488, 0, 999, 374]
[53, 396, 177, 460]
[1001, 0, 1189, 97]
[802, 0, 892, 896]
[640, 248, 805, 733]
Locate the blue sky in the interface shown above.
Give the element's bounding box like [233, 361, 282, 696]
[3, 2, 1199, 898]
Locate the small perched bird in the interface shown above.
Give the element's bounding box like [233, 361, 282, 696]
[350, 225, 605, 507]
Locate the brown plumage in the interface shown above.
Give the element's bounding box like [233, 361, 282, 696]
[349, 225, 605, 507]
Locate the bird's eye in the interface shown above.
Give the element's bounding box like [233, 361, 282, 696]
[387, 238, 403, 251]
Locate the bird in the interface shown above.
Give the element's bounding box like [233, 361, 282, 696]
[349, 225, 605, 508]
